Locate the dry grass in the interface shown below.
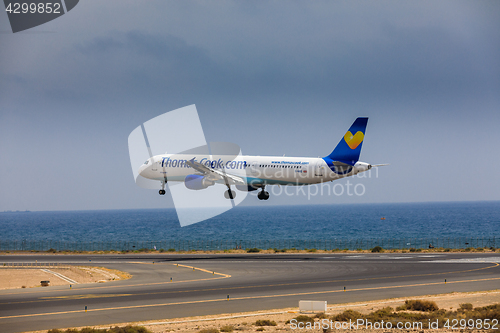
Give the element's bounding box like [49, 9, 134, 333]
[198, 329, 219, 333]
[219, 325, 234, 332]
[254, 319, 277, 326]
[396, 299, 439, 311]
[330, 301, 500, 327]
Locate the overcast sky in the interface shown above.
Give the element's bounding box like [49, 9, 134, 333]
[1, 1, 499, 211]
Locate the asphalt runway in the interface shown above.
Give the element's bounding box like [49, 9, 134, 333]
[1, 253, 499, 332]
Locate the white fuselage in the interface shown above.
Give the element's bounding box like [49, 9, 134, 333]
[139, 154, 372, 187]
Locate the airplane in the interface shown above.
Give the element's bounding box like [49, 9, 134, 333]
[137, 117, 385, 200]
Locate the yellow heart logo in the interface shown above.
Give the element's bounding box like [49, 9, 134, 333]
[344, 131, 364, 149]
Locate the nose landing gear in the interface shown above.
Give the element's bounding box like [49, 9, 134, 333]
[224, 189, 236, 200]
[159, 180, 166, 195]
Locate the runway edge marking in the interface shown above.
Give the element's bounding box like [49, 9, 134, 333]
[174, 263, 231, 278]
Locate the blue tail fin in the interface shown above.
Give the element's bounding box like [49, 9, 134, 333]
[324, 117, 368, 165]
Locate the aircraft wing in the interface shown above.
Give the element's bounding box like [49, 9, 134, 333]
[186, 158, 246, 185]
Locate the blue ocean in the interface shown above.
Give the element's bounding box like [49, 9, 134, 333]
[1, 202, 499, 250]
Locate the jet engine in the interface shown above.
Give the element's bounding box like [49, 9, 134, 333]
[184, 174, 215, 190]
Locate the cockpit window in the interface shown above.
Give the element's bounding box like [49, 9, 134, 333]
[144, 160, 149, 165]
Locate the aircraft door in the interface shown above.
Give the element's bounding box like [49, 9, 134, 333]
[151, 157, 157, 171]
[314, 161, 324, 177]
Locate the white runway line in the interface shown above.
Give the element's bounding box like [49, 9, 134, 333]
[424, 257, 500, 263]
[41, 269, 78, 284]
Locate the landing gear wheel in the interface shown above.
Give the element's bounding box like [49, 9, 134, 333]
[224, 189, 236, 199]
[159, 180, 166, 195]
[257, 191, 269, 200]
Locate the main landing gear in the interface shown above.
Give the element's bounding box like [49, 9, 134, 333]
[224, 189, 236, 200]
[159, 180, 166, 195]
[257, 187, 269, 200]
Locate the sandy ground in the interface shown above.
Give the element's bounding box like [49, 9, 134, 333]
[24, 290, 500, 333]
[0, 266, 130, 289]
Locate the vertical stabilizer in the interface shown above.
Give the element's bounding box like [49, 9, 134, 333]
[324, 117, 368, 165]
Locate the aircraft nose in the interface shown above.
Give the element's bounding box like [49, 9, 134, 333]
[138, 163, 149, 177]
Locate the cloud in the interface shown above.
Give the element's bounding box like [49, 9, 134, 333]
[2, 0, 499, 109]
[1, 1, 499, 210]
